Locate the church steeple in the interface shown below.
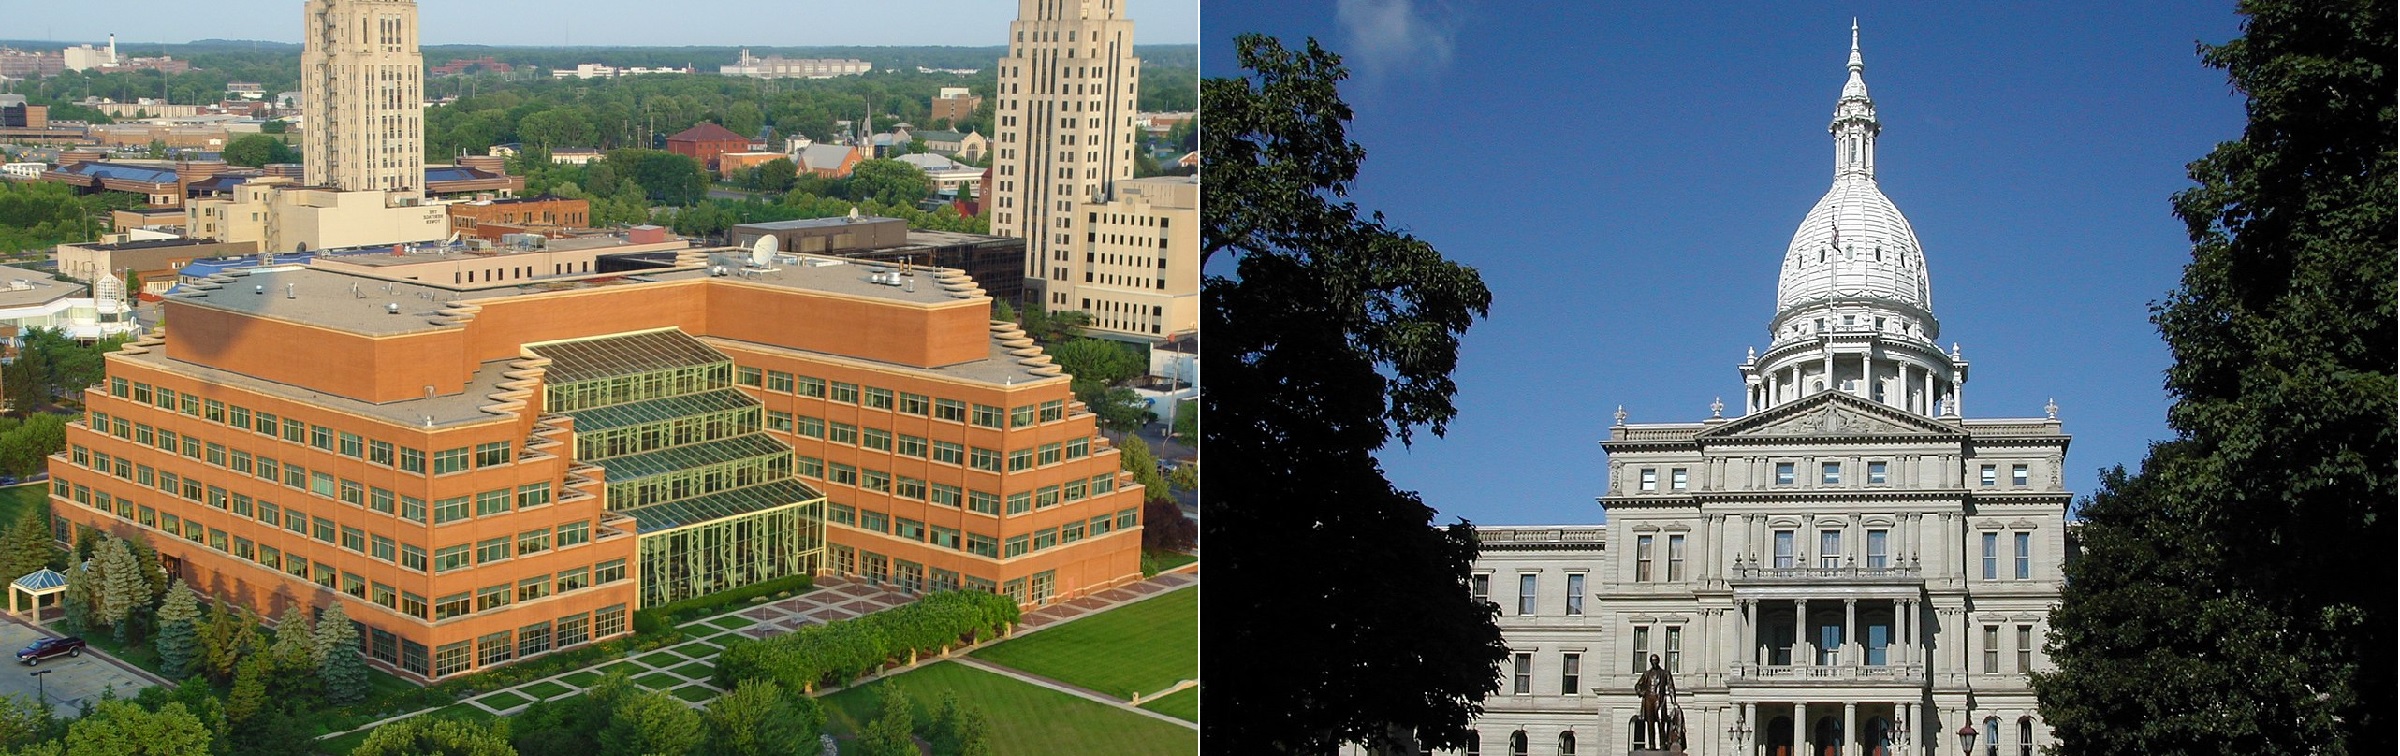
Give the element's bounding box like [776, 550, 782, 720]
[1832, 20, 1880, 180]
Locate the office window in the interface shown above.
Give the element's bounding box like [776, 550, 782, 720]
[1983, 626, 2000, 673]
[517, 576, 551, 603]
[1866, 529, 1889, 569]
[433, 594, 470, 621]
[517, 483, 551, 510]
[1517, 573, 1537, 616]
[476, 489, 511, 517]
[1819, 530, 1842, 569]
[969, 447, 1002, 472]
[368, 440, 394, 466]
[1564, 573, 1584, 615]
[1631, 626, 1650, 672]
[1512, 653, 1531, 695]
[2012, 464, 2030, 487]
[555, 567, 592, 593]
[594, 559, 627, 584]
[556, 521, 591, 547]
[764, 371, 793, 392]
[898, 392, 930, 415]
[934, 398, 967, 422]
[1634, 535, 1653, 581]
[433, 496, 469, 524]
[401, 544, 427, 572]
[1008, 448, 1035, 472]
[474, 441, 512, 467]
[1868, 460, 1888, 484]
[432, 448, 470, 475]
[399, 447, 425, 473]
[475, 586, 511, 613]
[1665, 626, 1682, 672]
[829, 382, 859, 404]
[1670, 468, 1687, 490]
[1667, 535, 1686, 581]
[433, 545, 471, 572]
[372, 535, 395, 562]
[1773, 530, 1795, 569]
[338, 432, 363, 458]
[1982, 532, 1999, 580]
[1560, 653, 1581, 695]
[896, 435, 928, 458]
[1470, 574, 1490, 604]
[1821, 462, 1841, 485]
[340, 526, 364, 553]
[1980, 465, 1998, 487]
[862, 387, 894, 410]
[932, 441, 965, 465]
[971, 404, 1005, 428]
[1775, 462, 1795, 485]
[518, 528, 551, 556]
[2014, 532, 2031, 580]
[1638, 469, 1656, 492]
[2017, 625, 2034, 672]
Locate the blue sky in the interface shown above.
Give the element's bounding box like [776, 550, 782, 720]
[1204, 1, 2249, 526]
[7, 1, 1199, 47]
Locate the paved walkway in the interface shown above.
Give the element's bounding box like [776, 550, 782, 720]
[317, 568, 1201, 740]
[0, 614, 166, 718]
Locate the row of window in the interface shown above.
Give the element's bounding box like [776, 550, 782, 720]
[427, 604, 627, 677]
[800, 456, 1119, 514]
[829, 546, 994, 595]
[768, 414, 1095, 469]
[94, 385, 515, 476]
[58, 472, 595, 584]
[1506, 650, 1586, 696]
[830, 502, 1138, 559]
[737, 368, 1071, 430]
[1633, 461, 2040, 491]
[71, 438, 556, 530]
[1475, 572, 1592, 618]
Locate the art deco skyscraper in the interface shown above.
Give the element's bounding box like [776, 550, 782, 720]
[994, 0, 1141, 309]
[302, 0, 424, 195]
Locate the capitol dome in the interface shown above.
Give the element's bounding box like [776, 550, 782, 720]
[1774, 177, 1930, 314]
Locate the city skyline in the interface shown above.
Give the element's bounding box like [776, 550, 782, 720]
[1204, 2, 2250, 526]
[2, 0, 1201, 49]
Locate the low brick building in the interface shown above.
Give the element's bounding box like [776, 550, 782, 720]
[665, 122, 750, 171]
[447, 196, 591, 240]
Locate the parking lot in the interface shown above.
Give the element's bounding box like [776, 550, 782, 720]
[0, 619, 157, 716]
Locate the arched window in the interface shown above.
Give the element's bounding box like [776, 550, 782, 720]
[1558, 730, 1576, 756]
[2018, 717, 2035, 756]
[1628, 717, 1646, 750]
[1511, 730, 1529, 756]
[1464, 730, 1480, 756]
[1984, 717, 2000, 756]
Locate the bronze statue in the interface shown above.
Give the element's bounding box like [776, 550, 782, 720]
[1634, 655, 1687, 752]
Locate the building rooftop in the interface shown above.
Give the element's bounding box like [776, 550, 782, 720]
[77, 237, 231, 252]
[731, 215, 904, 234]
[0, 266, 87, 309]
[526, 328, 728, 384]
[118, 344, 518, 429]
[668, 122, 746, 143]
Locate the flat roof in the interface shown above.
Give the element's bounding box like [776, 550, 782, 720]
[77, 238, 232, 252]
[0, 266, 85, 309]
[730, 216, 904, 232]
[117, 347, 517, 429]
[527, 329, 729, 384]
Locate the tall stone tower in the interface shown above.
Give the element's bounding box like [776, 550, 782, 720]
[302, 0, 424, 196]
[994, 0, 1140, 310]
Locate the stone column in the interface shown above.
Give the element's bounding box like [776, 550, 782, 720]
[1923, 369, 1935, 415]
[1844, 599, 1858, 668]
[1844, 701, 1858, 756]
[1745, 599, 1759, 665]
[1900, 702, 1914, 756]
[1795, 703, 1809, 756]
[1797, 599, 1812, 667]
[1822, 351, 1834, 393]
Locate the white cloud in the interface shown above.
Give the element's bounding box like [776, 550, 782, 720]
[1334, 0, 1458, 79]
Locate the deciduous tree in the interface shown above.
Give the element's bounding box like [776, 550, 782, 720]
[1202, 34, 1504, 753]
[2032, 2, 2393, 754]
[699, 679, 822, 756]
[352, 716, 516, 756]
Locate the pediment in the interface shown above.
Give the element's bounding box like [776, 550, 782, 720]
[1699, 391, 1963, 440]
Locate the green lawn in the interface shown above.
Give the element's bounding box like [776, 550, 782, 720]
[821, 661, 1193, 756]
[0, 482, 49, 531]
[1140, 549, 1196, 577]
[669, 685, 717, 702]
[969, 588, 1196, 699]
[1139, 686, 1197, 722]
[473, 691, 530, 710]
[519, 681, 571, 700]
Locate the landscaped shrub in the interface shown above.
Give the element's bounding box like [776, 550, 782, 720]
[632, 574, 813, 631]
[713, 590, 1018, 693]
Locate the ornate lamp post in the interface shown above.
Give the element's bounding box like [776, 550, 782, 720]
[1727, 711, 1753, 746]
[1956, 722, 1979, 755]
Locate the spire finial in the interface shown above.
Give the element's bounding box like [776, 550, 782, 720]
[2045, 398, 2058, 420]
[1613, 405, 1628, 427]
[1848, 19, 1864, 72]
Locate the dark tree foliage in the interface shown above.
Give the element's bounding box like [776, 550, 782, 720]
[1201, 34, 1504, 754]
[2033, 2, 2393, 754]
[221, 134, 299, 168]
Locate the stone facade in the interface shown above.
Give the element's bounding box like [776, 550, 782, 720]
[1451, 27, 2068, 756]
[302, 0, 424, 195]
[992, 0, 1140, 309]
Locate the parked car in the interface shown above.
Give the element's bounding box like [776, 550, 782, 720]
[16, 636, 83, 666]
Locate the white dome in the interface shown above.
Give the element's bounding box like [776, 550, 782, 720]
[1774, 174, 1930, 315]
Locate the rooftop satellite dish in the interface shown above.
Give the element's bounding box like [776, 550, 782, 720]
[750, 234, 778, 267]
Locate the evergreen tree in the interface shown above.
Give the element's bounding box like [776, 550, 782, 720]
[222, 656, 269, 729]
[92, 538, 143, 643]
[2033, 2, 2393, 754]
[0, 504, 54, 584]
[858, 684, 916, 756]
[268, 605, 312, 669]
[955, 709, 994, 756]
[153, 581, 202, 680]
[313, 602, 368, 705]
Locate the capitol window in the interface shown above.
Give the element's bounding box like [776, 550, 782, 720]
[1634, 536, 1654, 581]
[2015, 532, 2032, 579]
[1666, 536, 1686, 581]
[1559, 654, 1581, 695]
[1518, 574, 1538, 616]
[1565, 573, 1585, 615]
[1982, 532, 2000, 580]
[1822, 462, 1841, 485]
[1471, 573, 1491, 605]
[1775, 463, 1796, 485]
[1773, 530, 1796, 569]
[2012, 464, 2030, 487]
[1868, 461, 1888, 484]
[1819, 530, 1842, 569]
[1980, 465, 1999, 487]
[1512, 653, 1532, 694]
[1638, 469, 1657, 492]
[1670, 468, 1688, 490]
[1866, 529, 1889, 568]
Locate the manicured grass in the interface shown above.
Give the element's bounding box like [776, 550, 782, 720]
[707, 615, 757, 630]
[1140, 548, 1196, 577]
[669, 684, 718, 702]
[0, 482, 49, 529]
[594, 661, 642, 677]
[668, 660, 713, 679]
[519, 681, 571, 700]
[558, 670, 601, 688]
[822, 661, 1193, 756]
[1139, 686, 1197, 722]
[970, 588, 1196, 699]
[473, 690, 530, 710]
[633, 671, 682, 690]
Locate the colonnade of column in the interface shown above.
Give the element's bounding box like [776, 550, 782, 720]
[1737, 597, 1919, 669]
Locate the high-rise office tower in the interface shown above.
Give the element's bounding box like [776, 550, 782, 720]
[994, 0, 1141, 309]
[302, 0, 424, 195]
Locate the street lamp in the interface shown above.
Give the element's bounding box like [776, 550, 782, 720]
[28, 669, 52, 704]
[1956, 722, 1979, 755]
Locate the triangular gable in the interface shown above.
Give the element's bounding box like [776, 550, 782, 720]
[1697, 391, 1962, 440]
